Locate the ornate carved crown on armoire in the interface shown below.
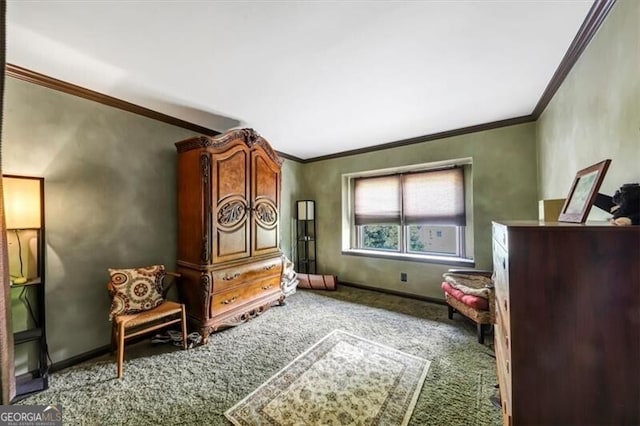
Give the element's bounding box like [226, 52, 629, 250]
[175, 128, 285, 343]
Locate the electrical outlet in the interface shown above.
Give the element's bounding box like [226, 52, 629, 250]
[400, 272, 407, 282]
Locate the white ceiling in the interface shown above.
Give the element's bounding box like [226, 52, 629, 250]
[6, 0, 594, 160]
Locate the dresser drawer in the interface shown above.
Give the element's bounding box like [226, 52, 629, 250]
[495, 291, 511, 339]
[495, 323, 512, 416]
[495, 322, 512, 377]
[212, 257, 282, 293]
[210, 275, 281, 316]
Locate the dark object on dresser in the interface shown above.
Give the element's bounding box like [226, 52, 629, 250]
[594, 183, 640, 225]
[175, 129, 286, 344]
[492, 221, 640, 426]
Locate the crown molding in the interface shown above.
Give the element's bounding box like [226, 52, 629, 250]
[532, 0, 616, 118]
[275, 151, 304, 163]
[303, 115, 534, 163]
[5, 63, 220, 137]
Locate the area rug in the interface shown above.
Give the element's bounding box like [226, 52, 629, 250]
[225, 329, 431, 426]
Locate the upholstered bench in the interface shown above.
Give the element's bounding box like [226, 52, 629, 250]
[441, 269, 494, 344]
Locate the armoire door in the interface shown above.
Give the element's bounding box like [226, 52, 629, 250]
[250, 148, 280, 257]
[211, 143, 251, 263]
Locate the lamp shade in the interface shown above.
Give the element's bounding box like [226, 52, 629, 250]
[297, 200, 315, 220]
[3, 176, 42, 229]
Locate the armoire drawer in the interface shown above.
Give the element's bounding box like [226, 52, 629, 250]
[210, 276, 281, 316]
[212, 257, 282, 293]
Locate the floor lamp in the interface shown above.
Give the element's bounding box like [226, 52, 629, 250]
[3, 176, 42, 284]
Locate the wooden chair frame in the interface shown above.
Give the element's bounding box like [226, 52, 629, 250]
[108, 271, 187, 378]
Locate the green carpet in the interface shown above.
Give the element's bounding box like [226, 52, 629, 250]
[225, 330, 431, 425]
[17, 286, 501, 425]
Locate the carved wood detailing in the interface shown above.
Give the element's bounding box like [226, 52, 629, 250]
[200, 327, 212, 345]
[254, 201, 277, 227]
[175, 129, 283, 166]
[200, 154, 211, 263]
[217, 200, 247, 228]
[199, 273, 212, 320]
[175, 135, 232, 153]
[209, 301, 277, 331]
[244, 133, 283, 167]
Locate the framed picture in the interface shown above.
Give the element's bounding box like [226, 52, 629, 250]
[558, 159, 611, 223]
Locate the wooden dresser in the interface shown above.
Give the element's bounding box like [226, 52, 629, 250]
[492, 221, 640, 426]
[175, 129, 285, 343]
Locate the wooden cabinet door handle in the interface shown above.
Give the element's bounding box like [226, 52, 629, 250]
[223, 273, 240, 281]
[221, 296, 238, 305]
[262, 285, 272, 290]
[264, 264, 276, 271]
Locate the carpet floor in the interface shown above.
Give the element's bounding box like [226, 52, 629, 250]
[18, 286, 501, 425]
[225, 329, 431, 425]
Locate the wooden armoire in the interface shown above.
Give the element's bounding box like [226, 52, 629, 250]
[175, 129, 285, 343]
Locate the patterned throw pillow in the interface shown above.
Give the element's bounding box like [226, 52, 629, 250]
[108, 265, 166, 320]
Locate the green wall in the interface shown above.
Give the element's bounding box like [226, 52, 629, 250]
[537, 0, 640, 212]
[280, 159, 305, 261]
[2, 78, 304, 364]
[299, 123, 538, 299]
[3, 77, 200, 363]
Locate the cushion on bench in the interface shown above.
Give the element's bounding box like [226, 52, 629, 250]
[441, 281, 489, 311]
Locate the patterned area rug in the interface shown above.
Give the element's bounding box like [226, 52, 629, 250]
[225, 330, 431, 426]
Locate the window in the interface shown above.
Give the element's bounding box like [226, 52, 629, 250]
[343, 160, 472, 265]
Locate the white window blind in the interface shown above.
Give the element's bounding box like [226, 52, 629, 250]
[403, 168, 465, 225]
[354, 175, 401, 225]
[355, 167, 465, 227]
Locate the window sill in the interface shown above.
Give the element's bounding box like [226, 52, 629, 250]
[342, 249, 475, 267]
